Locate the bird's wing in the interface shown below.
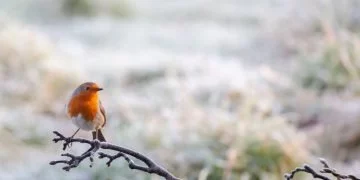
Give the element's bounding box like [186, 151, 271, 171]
[64, 91, 74, 118]
[99, 100, 106, 127]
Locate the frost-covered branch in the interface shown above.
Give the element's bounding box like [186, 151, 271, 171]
[285, 158, 360, 180]
[50, 131, 180, 180]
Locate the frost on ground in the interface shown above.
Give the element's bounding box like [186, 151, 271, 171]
[1, 0, 359, 179]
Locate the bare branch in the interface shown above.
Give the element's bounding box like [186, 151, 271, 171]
[319, 159, 360, 180]
[50, 131, 180, 180]
[284, 158, 360, 180]
[284, 164, 330, 180]
[98, 152, 126, 167]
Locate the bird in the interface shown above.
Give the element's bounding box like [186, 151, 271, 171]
[66, 82, 106, 142]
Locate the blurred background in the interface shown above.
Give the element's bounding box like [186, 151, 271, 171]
[0, 0, 360, 179]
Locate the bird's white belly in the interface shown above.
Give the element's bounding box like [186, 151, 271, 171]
[71, 114, 95, 131]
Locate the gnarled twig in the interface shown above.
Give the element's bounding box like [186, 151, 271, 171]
[284, 158, 360, 180]
[50, 131, 180, 180]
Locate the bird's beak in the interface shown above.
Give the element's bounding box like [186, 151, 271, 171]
[96, 88, 103, 91]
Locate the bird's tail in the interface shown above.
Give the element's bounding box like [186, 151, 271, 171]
[92, 129, 106, 142]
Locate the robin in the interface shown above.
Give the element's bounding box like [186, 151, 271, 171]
[66, 82, 106, 142]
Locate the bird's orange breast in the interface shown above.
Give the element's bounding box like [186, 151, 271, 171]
[67, 93, 99, 121]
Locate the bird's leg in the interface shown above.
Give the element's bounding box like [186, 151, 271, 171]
[70, 128, 80, 139]
[89, 129, 100, 167]
[96, 129, 99, 140]
[68, 128, 80, 147]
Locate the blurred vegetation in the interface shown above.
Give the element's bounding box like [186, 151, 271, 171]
[62, 0, 132, 17]
[268, 0, 360, 174]
[280, 0, 360, 95]
[298, 38, 360, 93]
[0, 21, 80, 114]
[113, 89, 312, 180]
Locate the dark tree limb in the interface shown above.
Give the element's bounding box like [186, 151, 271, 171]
[50, 131, 180, 180]
[284, 164, 330, 180]
[284, 158, 360, 180]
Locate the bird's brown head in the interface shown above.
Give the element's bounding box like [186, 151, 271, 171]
[72, 82, 103, 97]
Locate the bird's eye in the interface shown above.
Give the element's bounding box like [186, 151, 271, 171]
[85, 87, 90, 91]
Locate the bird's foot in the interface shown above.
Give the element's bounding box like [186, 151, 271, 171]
[63, 136, 77, 150]
[66, 140, 73, 149]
